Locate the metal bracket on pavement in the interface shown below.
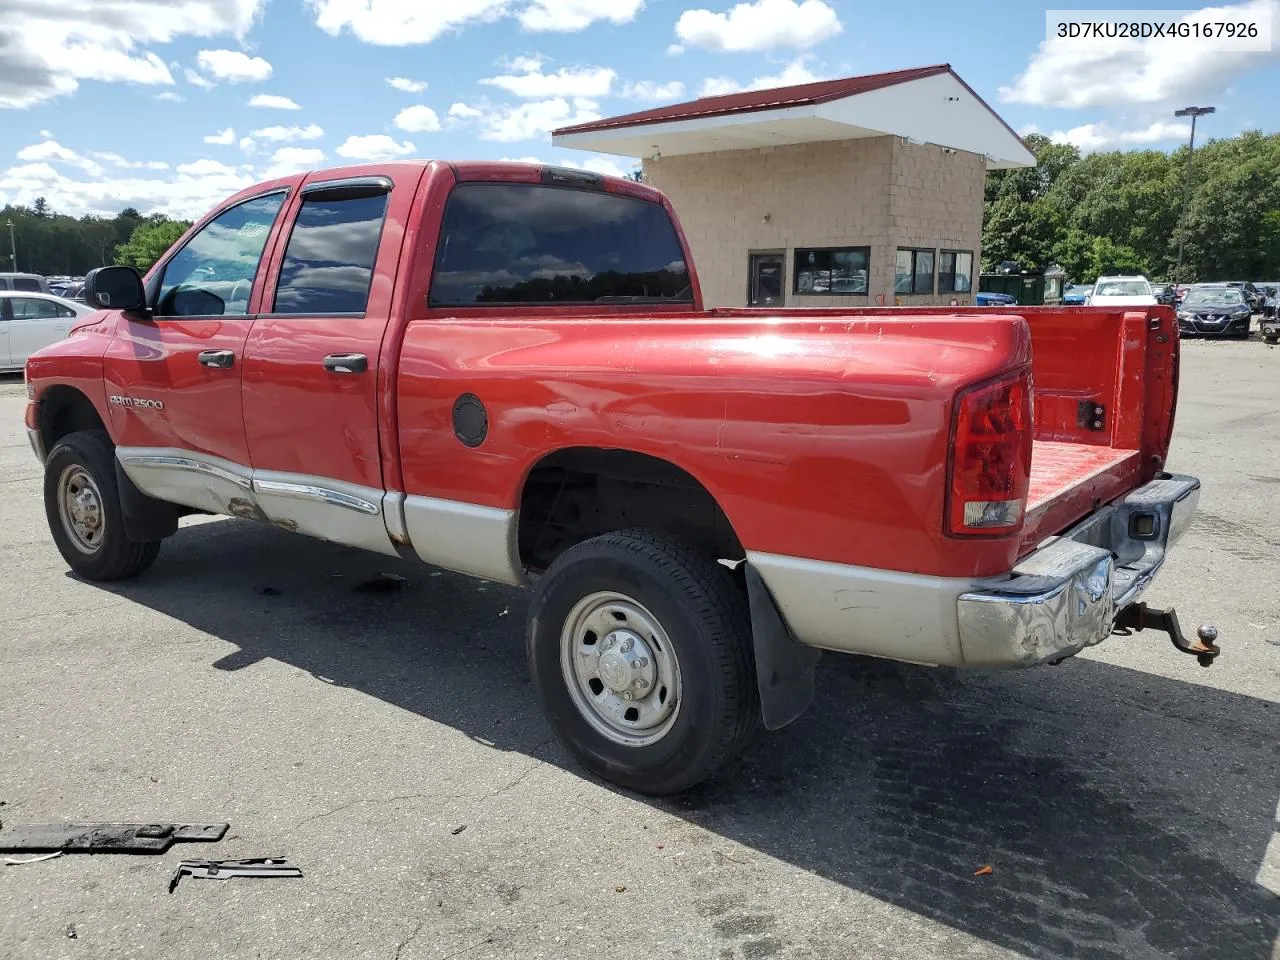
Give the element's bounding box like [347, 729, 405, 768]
[170, 858, 302, 893]
[0, 823, 229, 854]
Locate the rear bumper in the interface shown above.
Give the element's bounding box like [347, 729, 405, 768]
[748, 473, 1199, 669]
[957, 473, 1199, 666]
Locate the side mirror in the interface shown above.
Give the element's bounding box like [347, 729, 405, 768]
[84, 266, 148, 314]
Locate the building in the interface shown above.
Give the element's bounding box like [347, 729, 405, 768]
[552, 64, 1034, 309]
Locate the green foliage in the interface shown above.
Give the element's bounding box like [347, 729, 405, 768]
[114, 219, 190, 273]
[1, 202, 189, 277]
[982, 130, 1280, 283]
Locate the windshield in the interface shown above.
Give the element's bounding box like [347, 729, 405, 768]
[1093, 280, 1150, 297]
[1184, 289, 1244, 305]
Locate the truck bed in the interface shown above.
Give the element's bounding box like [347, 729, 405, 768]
[1027, 441, 1141, 511]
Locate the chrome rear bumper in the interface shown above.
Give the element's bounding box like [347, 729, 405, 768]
[957, 473, 1200, 667]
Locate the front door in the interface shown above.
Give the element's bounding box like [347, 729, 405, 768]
[748, 253, 785, 307]
[105, 190, 289, 516]
[240, 167, 423, 556]
[6, 296, 77, 366]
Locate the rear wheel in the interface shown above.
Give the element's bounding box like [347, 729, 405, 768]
[527, 530, 758, 795]
[43, 430, 161, 581]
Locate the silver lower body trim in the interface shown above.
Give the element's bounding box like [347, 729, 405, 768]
[403, 495, 524, 585]
[27, 427, 47, 465]
[753, 473, 1200, 669]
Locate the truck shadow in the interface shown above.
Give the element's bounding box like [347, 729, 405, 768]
[88, 518, 1280, 960]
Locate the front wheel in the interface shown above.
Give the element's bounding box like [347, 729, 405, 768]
[43, 430, 161, 581]
[527, 530, 759, 795]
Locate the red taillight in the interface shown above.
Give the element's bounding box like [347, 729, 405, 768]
[947, 369, 1033, 536]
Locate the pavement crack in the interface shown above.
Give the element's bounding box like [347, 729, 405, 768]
[392, 918, 426, 960]
[294, 792, 429, 828]
[435, 937, 492, 960]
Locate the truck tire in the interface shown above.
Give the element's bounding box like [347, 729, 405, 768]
[527, 529, 759, 795]
[43, 430, 161, 581]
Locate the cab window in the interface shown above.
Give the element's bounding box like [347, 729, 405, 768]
[10, 297, 73, 319]
[156, 193, 285, 317]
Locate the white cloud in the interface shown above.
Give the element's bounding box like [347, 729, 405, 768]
[667, 43, 685, 55]
[195, 48, 272, 83]
[335, 134, 416, 161]
[175, 158, 241, 177]
[749, 56, 822, 89]
[507, 56, 544, 73]
[248, 93, 301, 109]
[0, 0, 265, 108]
[481, 63, 615, 97]
[156, 91, 184, 102]
[619, 80, 686, 101]
[261, 146, 325, 179]
[387, 76, 427, 93]
[699, 76, 740, 97]
[0, 160, 257, 219]
[449, 102, 484, 119]
[1000, 0, 1280, 108]
[238, 136, 257, 153]
[38, 129, 52, 138]
[499, 153, 633, 177]
[204, 127, 237, 145]
[250, 123, 324, 141]
[517, 0, 644, 31]
[394, 105, 442, 132]
[184, 68, 215, 88]
[675, 0, 840, 52]
[472, 97, 601, 141]
[1048, 121, 1193, 152]
[16, 140, 102, 177]
[307, 0, 641, 43]
[91, 151, 169, 170]
[308, 0, 510, 44]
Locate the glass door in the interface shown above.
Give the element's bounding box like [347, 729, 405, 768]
[748, 253, 784, 307]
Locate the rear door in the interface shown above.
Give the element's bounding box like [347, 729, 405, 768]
[239, 167, 422, 555]
[0, 298, 12, 368]
[105, 190, 290, 515]
[7, 295, 76, 365]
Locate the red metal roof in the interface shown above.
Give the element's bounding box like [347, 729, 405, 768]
[554, 64, 953, 136]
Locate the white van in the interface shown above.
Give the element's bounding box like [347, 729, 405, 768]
[1087, 275, 1157, 307]
[0, 273, 51, 294]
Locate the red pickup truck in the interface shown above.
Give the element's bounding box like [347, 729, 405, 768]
[24, 161, 1214, 793]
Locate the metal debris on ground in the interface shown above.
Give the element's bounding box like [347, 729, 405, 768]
[353, 573, 409, 593]
[451, 824, 467, 835]
[0, 822, 229, 854]
[4, 851, 63, 866]
[169, 857, 302, 893]
[66, 923, 77, 939]
[974, 865, 993, 876]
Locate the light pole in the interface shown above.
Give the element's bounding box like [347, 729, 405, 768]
[1172, 105, 1214, 286]
[5, 219, 14, 272]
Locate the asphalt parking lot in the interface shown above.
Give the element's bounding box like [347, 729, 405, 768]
[1, 336, 1278, 960]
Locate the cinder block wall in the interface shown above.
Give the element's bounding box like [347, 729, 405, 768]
[643, 136, 985, 308]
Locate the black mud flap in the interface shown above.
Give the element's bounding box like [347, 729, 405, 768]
[115, 460, 179, 542]
[745, 564, 821, 730]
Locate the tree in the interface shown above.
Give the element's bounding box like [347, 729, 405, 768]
[114, 220, 190, 272]
[32, 197, 49, 218]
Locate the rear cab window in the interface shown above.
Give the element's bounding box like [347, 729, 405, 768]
[429, 182, 692, 307]
[13, 278, 43, 292]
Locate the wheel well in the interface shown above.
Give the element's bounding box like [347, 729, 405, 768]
[40, 386, 106, 453]
[518, 447, 743, 572]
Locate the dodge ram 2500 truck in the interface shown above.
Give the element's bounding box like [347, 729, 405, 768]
[24, 161, 1217, 794]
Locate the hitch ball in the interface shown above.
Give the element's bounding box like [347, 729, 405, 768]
[1197, 625, 1219, 644]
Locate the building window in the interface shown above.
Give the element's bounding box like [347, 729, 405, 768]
[938, 250, 973, 294]
[895, 248, 935, 295]
[793, 247, 869, 296]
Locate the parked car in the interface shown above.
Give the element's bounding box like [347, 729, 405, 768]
[0, 291, 93, 373]
[1150, 283, 1178, 306]
[975, 291, 1018, 306]
[1088, 275, 1157, 306]
[0, 272, 51, 293]
[23, 161, 1209, 794]
[1061, 283, 1092, 305]
[1176, 286, 1253, 338]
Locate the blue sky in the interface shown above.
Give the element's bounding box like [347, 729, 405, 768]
[1, 0, 1277, 219]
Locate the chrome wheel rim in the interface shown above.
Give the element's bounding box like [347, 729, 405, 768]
[57, 465, 105, 554]
[559, 591, 682, 747]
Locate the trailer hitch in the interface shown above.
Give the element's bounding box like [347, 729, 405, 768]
[1113, 603, 1221, 667]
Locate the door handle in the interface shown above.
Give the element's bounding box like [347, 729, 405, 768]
[197, 349, 235, 369]
[322, 353, 368, 374]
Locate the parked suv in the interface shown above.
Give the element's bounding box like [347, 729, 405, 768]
[1088, 275, 1156, 306]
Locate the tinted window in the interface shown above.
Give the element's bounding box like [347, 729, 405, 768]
[895, 249, 935, 295]
[430, 183, 692, 306]
[9, 297, 67, 319]
[794, 247, 868, 295]
[13, 278, 43, 292]
[272, 190, 389, 314]
[1094, 280, 1150, 297]
[938, 251, 973, 293]
[157, 193, 284, 317]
